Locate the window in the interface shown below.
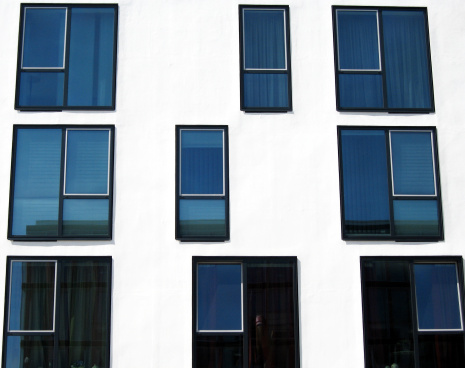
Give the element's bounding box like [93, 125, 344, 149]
[239, 5, 292, 112]
[15, 4, 118, 110]
[332, 7, 434, 112]
[361, 257, 465, 368]
[338, 127, 443, 241]
[175, 126, 229, 241]
[193, 257, 299, 368]
[8, 125, 115, 240]
[2, 257, 112, 368]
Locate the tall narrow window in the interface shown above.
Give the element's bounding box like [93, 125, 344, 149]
[333, 7, 434, 112]
[240, 5, 292, 112]
[15, 4, 118, 110]
[8, 125, 115, 240]
[176, 126, 229, 241]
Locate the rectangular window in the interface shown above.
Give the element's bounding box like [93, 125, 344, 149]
[193, 257, 299, 368]
[15, 4, 118, 110]
[332, 7, 434, 112]
[8, 125, 115, 240]
[176, 126, 229, 241]
[239, 5, 292, 112]
[3, 257, 112, 368]
[361, 257, 465, 368]
[338, 127, 442, 241]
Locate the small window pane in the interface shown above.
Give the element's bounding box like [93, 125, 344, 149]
[179, 199, 226, 237]
[419, 334, 465, 368]
[197, 264, 242, 331]
[393, 200, 439, 236]
[195, 336, 243, 368]
[244, 73, 289, 108]
[414, 264, 462, 330]
[63, 199, 110, 236]
[22, 8, 66, 68]
[6, 336, 54, 368]
[9, 261, 55, 331]
[338, 74, 383, 108]
[65, 130, 110, 195]
[18, 72, 64, 107]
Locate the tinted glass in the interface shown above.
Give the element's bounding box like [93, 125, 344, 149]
[62, 199, 110, 236]
[179, 199, 226, 237]
[244, 73, 289, 108]
[393, 200, 439, 236]
[338, 74, 383, 108]
[197, 264, 242, 331]
[195, 336, 243, 368]
[18, 72, 64, 107]
[419, 334, 465, 368]
[6, 336, 54, 368]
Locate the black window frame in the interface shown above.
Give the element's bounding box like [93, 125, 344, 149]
[360, 256, 465, 368]
[15, 3, 118, 111]
[337, 126, 443, 242]
[332, 6, 435, 113]
[192, 256, 300, 368]
[239, 5, 293, 112]
[8, 124, 115, 241]
[175, 125, 230, 242]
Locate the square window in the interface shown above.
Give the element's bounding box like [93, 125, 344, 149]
[3, 257, 112, 368]
[333, 7, 434, 112]
[361, 257, 465, 368]
[338, 127, 442, 241]
[176, 126, 229, 241]
[15, 4, 118, 110]
[8, 125, 115, 240]
[239, 5, 292, 112]
[193, 257, 299, 368]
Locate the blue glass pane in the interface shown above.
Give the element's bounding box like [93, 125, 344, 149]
[244, 73, 288, 108]
[179, 199, 226, 237]
[243, 9, 286, 69]
[65, 130, 109, 194]
[22, 8, 66, 68]
[383, 11, 431, 109]
[19, 72, 64, 107]
[198, 264, 242, 331]
[391, 131, 435, 195]
[6, 336, 54, 368]
[339, 74, 383, 108]
[337, 10, 379, 70]
[67, 8, 115, 107]
[393, 200, 439, 236]
[414, 264, 462, 330]
[12, 129, 62, 236]
[341, 130, 390, 235]
[63, 199, 109, 236]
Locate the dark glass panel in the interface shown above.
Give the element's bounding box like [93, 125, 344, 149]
[390, 131, 435, 195]
[6, 335, 54, 368]
[65, 130, 110, 195]
[244, 73, 289, 108]
[22, 8, 66, 68]
[197, 264, 242, 331]
[393, 200, 439, 236]
[382, 11, 431, 109]
[414, 264, 462, 330]
[243, 9, 286, 69]
[67, 8, 115, 107]
[9, 261, 55, 331]
[12, 129, 62, 236]
[337, 10, 379, 70]
[195, 335, 243, 368]
[247, 261, 296, 368]
[62, 199, 109, 236]
[18, 72, 64, 107]
[419, 334, 465, 368]
[338, 74, 383, 108]
[181, 130, 224, 195]
[340, 130, 390, 236]
[58, 260, 111, 368]
[179, 199, 226, 237]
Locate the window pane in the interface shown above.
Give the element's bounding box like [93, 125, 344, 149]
[181, 130, 224, 195]
[63, 199, 110, 236]
[391, 131, 435, 195]
[9, 261, 55, 331]
[67, 8, 115, 107]
[22, 8, 66, 68]
[195, 335, 243, 368]
[383, 11, 432, 109]
[179, 199, 226, 237]
[414, 264, 462, 330]
[419, 334, 465, 368]
[340, 130, 390, 236]
[338, 74, 383, 108]
[244, 73, 289, 108]
[393, 200, 439, 236]
[65, 130, 110, 194]
[243, 9, 286, 69]
[197, 264, 242, 331]
[6, 336, 54, 368]
[18, 72, 64, 107]
[337, 10, 379, 70]
[12, 129, 62, 236]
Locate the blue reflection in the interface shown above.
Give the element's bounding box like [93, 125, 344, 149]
[244, 73, 288, 108]
[63, 199, 109, 235]
[339, 74, 383, 108]
[179, 199, 226, 237]
[19, 72, 64, 107]
[393, 200, 439, 236]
